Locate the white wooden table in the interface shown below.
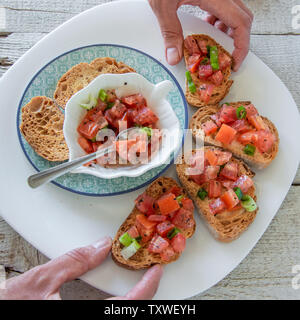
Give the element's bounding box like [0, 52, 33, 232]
[0, 0, 299, 300]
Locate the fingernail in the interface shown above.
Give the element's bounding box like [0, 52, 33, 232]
[92, 236, 112, 249]
[166, 47, 179, 65]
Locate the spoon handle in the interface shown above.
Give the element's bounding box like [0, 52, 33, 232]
[28, 146, 114, 189]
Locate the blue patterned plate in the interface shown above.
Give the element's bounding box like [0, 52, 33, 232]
[17, 45, 188, 196]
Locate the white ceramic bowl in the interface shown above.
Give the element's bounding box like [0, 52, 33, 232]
[63, 73, 181, 179]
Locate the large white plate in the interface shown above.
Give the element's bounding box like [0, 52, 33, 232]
[0, 0, 299, 299]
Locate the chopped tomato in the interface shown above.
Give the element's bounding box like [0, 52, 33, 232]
[95, 98, 107, 112]
[184, 35, 201, 55]
[181, 198, 194, 212]
[92, 141, 102, 152]
[221, 189, 240, 209]
[78, 137, 93, 154]
[115, 139, 138, 160]
[237, 130, 258, 145]
[218, 52, 231, 70]
[87, 106, 104, 122]
[171, 208, 195, 230]
[233, 175, 254, 193]
[77, 119, 100, 140]
[148, 235, 169, 253]
[199, 64, 213, 79]
[168, 186, 182, 197]
[210, 111, 222, 127]
[205, 165, 220, 180]
[148, 215, 167, 222]
[106, 90, 117, 103]
[231, 119, 251, 133]
[156, 221, 175, 237]
[248, 115, 268, 131]
[209, 198, 226, 215]
[218, 177, 235, 189]
[198, 84, 214, 103]
[189, 173, 206, 186]
[214, 150, 232, 165]
[245, 104, 258, 120]
[187, 150, 206, 168]
[171, 233, 186, 253]
[201, 120, 218, 135]
[205, 149, 218, 166]
[219, 105, 237, 123]
[209, 70, 223, 85]
[197, 39, 208, 55]
[215, 124, 237, 144]
[160, 246, 175, 262]
[135, 214, 156, 242]
[256, 130, 275, 153]
[157, 193, 180, 215]
[187, 54, 202, 73]
[133, 106, 159, 127]
[110, 101, 127, 119]
[219, 161, 238, 181]
[208, 180, 222, 198]
[135, 193, 155, 215]
[127, 226, 139, 239]
[121, 94, 147, 109]
[104, 109, 119, 129]
[228, 203, 243, 211]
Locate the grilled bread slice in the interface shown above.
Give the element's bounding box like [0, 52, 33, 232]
[176, 147, 258, 242]
[189, 101, 279, 168]
[112, 177, 196, 270]
[184, 34, 233, 108]
[54, 57, 136, 109]
[20, 96, 69, 162]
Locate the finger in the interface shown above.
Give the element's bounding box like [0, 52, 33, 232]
[232, 0, 254, 20]
[125, 264, 164, 300]
[204, 13, 217, 25]
[231, 25, 250, 71]
[149, 0, 184, 65]
[214, 20, 229, 33]
[227, 27, 234, 38]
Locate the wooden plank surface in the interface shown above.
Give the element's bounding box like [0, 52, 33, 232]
[0, 0, 299, 300]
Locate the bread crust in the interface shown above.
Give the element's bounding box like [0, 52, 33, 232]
[54, 57, 136, 109]
[189, 101, 279, 168]
[111, 177, 196, 270]
[176, 147, 258, 242]
[184, 34, 233, 108]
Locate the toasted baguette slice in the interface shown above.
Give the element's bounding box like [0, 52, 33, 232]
[189, 101, 279, 168]
[176, 147, 257, 242]
[20, 96, 69, 162]
[184, 34, 233, 108]
[54, 57, 136, 109]
[112, 177, 196, 270]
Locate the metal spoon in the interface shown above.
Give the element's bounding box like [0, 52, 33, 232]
[27, 127, 139, 189]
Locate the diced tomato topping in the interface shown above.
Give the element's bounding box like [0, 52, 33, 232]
[219, 161, 238, 181]
[136, 214, 156, 242]
[218, 177, 235, 189]
[121, 94, 147, 109]
[157, 193, 180, 215]
[110, 100, 127, 119]
[135, 193, 155, 215]
[184, 35, 201, 55]
[221, 189, 240, 209]
[228, 203, 243, 211]
[248, 115, 268, 131]
[208, 70, 223, 85]
[198, 84, 214, 103]
[245, 104, 258, 120]
[187, 54, 202, 73]
[87, 106, 104, 122]
[171, 233, 186, 253]
[106, 90, 117, 103]
[168, 186, 182, 197]
[205, 149, 218, 166]
[95, 98, 108, 112]
[133, 106, 159, 127]
[92, 141, 102, 152]
[208, 180, 222, 198]
[201, 120, 218, 135]
[78, 137, 93, 154]
[148, 235, 169, 253]
[148, 215, 167, 222]
[230, 119, 251, 133]
[187, 150, 206, 168]
[209, 198, 226, 215]
[156, 221, 175, 237]
[77, 119, 100, 140]
[205, 165, 220, 181]
[197, 39, 208, 55]
[218, 52, 231, 70]
[237, 130, 259, 146]
[115, 139, 138, 160]
[215, 124, 237, 144]
[160, 246, 176, 262]
[219, 105, 238, 123]
[127, 226, 139, 239]
[233, 175, 254, 193]
[256, 130, 275, 153]
[171, 208, 195, 230]
[189, 173, 206, 186]
[181, 198, 194, 212]
[210, 111, 222, 127]
[206, 149, 232, 166]
[199, 64, 213, 79]
[104, 109, 119, 129]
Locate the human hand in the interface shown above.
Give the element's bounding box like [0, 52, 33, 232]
[149, 0, 253, 71]
[0, 236, 163, 300]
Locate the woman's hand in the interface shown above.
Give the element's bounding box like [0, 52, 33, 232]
[148, 0, 253, 71]
[0, 236, 163, 300]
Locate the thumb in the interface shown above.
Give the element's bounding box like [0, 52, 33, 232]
[149, 0, 184, 65]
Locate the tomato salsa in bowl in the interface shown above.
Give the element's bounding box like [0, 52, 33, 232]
[63, 73, 181, 179]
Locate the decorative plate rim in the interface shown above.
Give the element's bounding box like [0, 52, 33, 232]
[16, 43, 188, 197]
